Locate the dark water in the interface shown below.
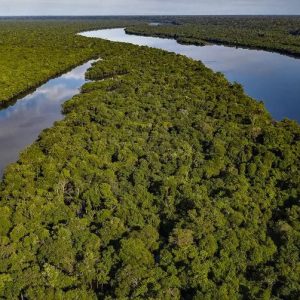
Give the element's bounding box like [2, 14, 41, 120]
[80, 28, 300, 123]
[0, 60, 96, 176]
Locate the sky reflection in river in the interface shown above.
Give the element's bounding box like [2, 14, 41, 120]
[81, 28, 300, 123]
[0, 60, 95, 176]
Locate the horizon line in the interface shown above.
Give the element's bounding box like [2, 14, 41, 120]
[0, 14, 300, 17]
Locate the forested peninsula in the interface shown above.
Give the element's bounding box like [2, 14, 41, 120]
[0, 18, 299, 299]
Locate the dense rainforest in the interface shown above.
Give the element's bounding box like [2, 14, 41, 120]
[2, 16, 300, 105]
[0, 17, 143, 105]
[125, 16, 300, 57]
[0, 18, 299, 299]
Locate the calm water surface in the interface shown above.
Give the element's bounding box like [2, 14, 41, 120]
[0, 60, 96, 176]
[81, 28, 300, 123]
[1, 28, 299, 176]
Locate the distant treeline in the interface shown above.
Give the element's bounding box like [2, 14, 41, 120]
[125, 16, 300, 57]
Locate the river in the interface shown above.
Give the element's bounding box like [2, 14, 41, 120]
[0, 60, 96, 176]
[0, 27, 299, 176]
[80, 28, 300, 123]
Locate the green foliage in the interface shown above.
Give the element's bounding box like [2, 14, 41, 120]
[0, 18, 299, 299]
[0, 17, 142, 104]
[126, 16, 300, 57]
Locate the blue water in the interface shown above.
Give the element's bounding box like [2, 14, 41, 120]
[0, 60, 96, 176]
[80, 28, 300, 123]
[1, 28, 299, 176]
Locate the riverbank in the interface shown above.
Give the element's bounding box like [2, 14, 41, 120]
[0, 60, 97, 177]
[1, 16, 300, 107]
[125, 27, 300, 58]
[81, 28, 300, 123]
[0, 56, 99, 110]
[125, 16, 300, 58]
[0, 18, 142, 104]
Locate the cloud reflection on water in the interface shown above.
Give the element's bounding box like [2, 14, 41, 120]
[0, 60, 95, 176]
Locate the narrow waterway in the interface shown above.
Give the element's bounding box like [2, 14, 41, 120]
[80, 28, 300, 123]
[0, 60, 97, 176]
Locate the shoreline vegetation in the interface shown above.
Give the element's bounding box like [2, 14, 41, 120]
[1, 16, 300, 106]
[0, 18, 143, 104]
[0, 17, 299, 299]
[125, 16, 300, 58]
[0, 57, 99, 110]
[125, 28, 300, 58]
